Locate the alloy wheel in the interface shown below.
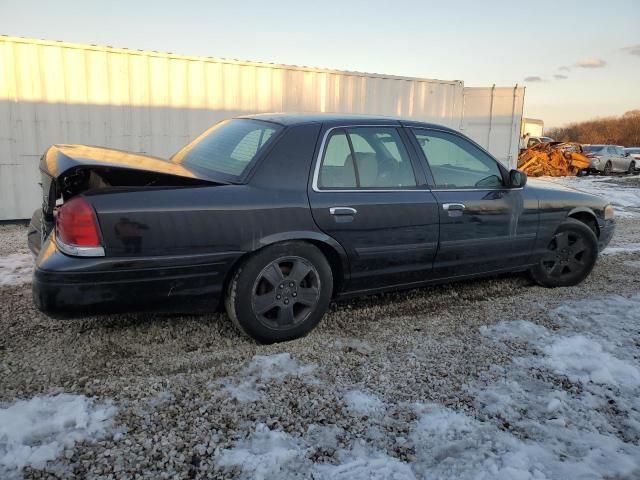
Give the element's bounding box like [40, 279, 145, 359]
[251, 256, 321, 329]
[540, 231, 590, 279]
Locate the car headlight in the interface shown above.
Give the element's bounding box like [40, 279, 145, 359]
[604, 204, 615, 220]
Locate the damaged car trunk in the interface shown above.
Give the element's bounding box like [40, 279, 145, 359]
[29, 144, 218, 255]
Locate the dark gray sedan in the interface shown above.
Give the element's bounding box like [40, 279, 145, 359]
[28, 114, 615, 342]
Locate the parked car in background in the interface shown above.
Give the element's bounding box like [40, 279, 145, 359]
[527, 136, 555, 148]
[584, 144, 635, 175]
[28, 114, 615, 343]
[624, 147, 640, 163]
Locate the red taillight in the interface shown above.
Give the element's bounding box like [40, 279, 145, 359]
[56, 196, 102, 247]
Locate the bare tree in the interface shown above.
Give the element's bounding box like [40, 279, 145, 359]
[547, 111, 640, 146]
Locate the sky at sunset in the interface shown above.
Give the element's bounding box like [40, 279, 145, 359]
[1, 0, 638, 127]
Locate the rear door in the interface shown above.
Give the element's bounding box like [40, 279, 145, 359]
[407, 127, 538, 278]
[308, 124, 439, 292]
[605, 146, 620, 172]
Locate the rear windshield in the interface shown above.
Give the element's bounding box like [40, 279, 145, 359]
[583, 145, 605, 153]
[172, 119, 281, 181]
[625, 148, 640, 154]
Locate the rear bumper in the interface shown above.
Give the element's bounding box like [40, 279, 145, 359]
[32, 234, 242, 314]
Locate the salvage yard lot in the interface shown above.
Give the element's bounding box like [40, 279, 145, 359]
[1, 176, 640, 479]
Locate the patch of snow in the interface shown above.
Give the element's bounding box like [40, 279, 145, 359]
[216, 353, 315, 402]
[215, 423, 305, 480]
[215, 423, 416, 480]
[0, 253, 33, 287]
[0, 394, 116, 478]
[215, 296, 640, 479]
[624, 260, 640, 268]
[318, 443, 416, 480]
[343, 390, 385, 416]
[543, 335, 640, 386]
[472, 295, 640, 479]
[601, 242, 640, 256]
[147, 390, 174, 408]
[540, 176, 640, 218]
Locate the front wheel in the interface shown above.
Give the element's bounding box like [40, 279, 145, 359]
[603, 161, 612, 175]
[529, 218, 598, 287]
[628, 161, 636, 174]
[225, 242, 333, 343]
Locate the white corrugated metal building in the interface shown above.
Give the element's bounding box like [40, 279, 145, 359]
[0, 35, 525, 220]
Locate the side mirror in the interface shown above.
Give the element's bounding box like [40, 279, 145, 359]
[624, 152, 630, 157]
[509, 169, 527, 188]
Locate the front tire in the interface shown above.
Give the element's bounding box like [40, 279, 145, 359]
[628, 161, 636, 174]
[529, 218, 598, 288]
[603, 161, 612, 175]
[225, 242, 333, 343]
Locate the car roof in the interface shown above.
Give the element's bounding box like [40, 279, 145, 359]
[236, 112, 459, 132]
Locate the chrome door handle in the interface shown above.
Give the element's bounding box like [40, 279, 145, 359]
[329, 207, 357, 216]
[442, 203, 465, 211]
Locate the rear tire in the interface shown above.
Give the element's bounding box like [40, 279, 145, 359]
[529, 218, 598, 288]
[628, 161, 636, 174]
[225, 242, 333, 343]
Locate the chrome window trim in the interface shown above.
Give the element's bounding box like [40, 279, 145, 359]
[312, 125, 522, 193]
[430, 187, 524, 192]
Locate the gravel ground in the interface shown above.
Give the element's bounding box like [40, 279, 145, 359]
[1, 211, 639, 478]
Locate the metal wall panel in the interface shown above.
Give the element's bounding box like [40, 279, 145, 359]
[0, 36, 522, 220]
[461, 86, 525, 170]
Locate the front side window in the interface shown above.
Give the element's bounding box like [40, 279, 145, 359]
[318, 127, 417, 189]
[172, 119, 281, 181]
[412, 129, 504, 189]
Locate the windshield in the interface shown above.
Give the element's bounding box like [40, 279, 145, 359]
[172, 119, 281, 181]
[583, 145, 605, 153]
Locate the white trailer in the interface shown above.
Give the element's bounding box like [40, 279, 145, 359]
[0, 35, 525, 220]
[521, 118, 545, 138]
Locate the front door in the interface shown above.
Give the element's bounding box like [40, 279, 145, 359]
[308, 125, 440, 292]
[408, 127, 537, 278]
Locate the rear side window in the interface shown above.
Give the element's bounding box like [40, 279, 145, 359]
[412, 129, 503, 189]
[317, 127, 416, 189]
[583, 146, 604, 153]
[319, 130, 357, 188]
[172, 119, 281, 181]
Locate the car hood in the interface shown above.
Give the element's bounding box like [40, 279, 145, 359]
[526, 178, 580, 194]
[41, 144, 207, 181]
[526, 178, 609, 208]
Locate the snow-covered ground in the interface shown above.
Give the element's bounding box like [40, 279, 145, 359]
[0, 253, 32, 286]
[0, 394, 116, 479]
[216, 353, 316, 402]
[540, 175, 640, 218]
[213, 296, 640, 479]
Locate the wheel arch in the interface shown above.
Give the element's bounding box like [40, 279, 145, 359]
[567, 208, 599, 237]
[222, 231, 350, 301]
